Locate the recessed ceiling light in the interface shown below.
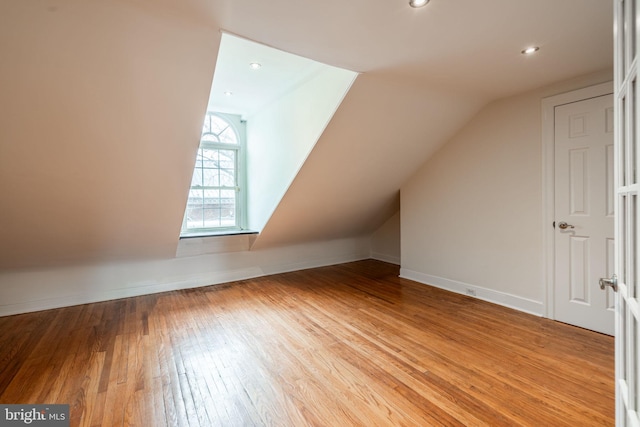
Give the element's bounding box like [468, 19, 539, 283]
[521, 46, 540, 55]
[249, 62, 262, 70]
[224, 91, 233, 96]
[409, 0, 429, 7]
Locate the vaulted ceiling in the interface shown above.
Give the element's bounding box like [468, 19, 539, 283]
[0, 0, 613, 269]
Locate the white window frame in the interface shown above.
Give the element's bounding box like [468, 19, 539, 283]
[180, 112, 246, 237]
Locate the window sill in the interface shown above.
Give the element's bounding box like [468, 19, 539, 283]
[176, 231, 258, 257]
[180, 230, 258, 239]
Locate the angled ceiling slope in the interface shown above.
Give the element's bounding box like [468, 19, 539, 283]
[208, 33, 335, 119]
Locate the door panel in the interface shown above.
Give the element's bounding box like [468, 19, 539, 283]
[554, 94, 615, 335]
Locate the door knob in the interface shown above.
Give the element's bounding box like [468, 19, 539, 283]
[558, 221, 575, 230]
[599, 274, 618, 292]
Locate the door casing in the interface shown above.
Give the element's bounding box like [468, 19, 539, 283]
[542, 81, 614, 321]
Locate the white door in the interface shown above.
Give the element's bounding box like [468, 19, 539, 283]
[554, 94, 615, 335]
[615, 0, 640, 424]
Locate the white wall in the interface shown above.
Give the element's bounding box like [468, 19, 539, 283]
[370, 210, 401, 265]
[400, 70, 612, 316]
[0, 236, 370, 317]
[245, 66, 357, 231]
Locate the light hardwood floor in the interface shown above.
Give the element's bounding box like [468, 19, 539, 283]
[0, 260, 614, 426]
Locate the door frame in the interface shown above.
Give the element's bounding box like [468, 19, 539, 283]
[542, 81, 614, 320]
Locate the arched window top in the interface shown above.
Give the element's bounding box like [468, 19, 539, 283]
[202, 112, 238, 145]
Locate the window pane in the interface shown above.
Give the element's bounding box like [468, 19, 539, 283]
[202, 168, 218, 187]
[188, 189, 203, 201]
[221, 189, 235, 200]
[203, 209, 221, 228]
[221, 189, 235, 226]
[219, 127, 238, 144]
[204, 189, 219, 208]
[187, 214, 203, 228]
[219, 150, 235, 169]
[194, 149, 203, 169]
[220, 169, 235, 187]
[185, 184, 204, 229]
[221, 208, 235, 227]
[201, 133, 219, 143]
[202, 149, 218, 168]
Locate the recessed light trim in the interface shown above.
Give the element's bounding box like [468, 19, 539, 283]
[249, 62, 262, 70]
[409, 0, 429, 8]
[521, 46, 540, 55]
[224, 91, 233, 96]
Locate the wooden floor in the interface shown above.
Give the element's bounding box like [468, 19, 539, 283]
[0, 260, 614, 426]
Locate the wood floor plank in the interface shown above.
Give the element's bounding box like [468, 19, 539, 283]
[0, 260, 614, 426]
[77, 350, 105, 427]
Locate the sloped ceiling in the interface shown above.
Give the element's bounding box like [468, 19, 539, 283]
[0, 0, 612, 268]
[208, 33, 331, 119]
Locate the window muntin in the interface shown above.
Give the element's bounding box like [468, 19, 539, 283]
[182, 113, 243, 234]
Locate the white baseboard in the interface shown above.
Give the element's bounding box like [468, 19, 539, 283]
[261, 253, 370, 276]
[370, 251, 401, 265]
[399, 268, 544, 316]
[0, 238, 370, 317]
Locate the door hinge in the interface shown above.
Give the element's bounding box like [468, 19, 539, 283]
[552, 221, 555, 228]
